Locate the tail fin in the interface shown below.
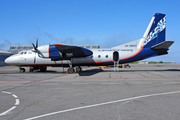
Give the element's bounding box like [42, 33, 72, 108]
[138, 13, 166, 48]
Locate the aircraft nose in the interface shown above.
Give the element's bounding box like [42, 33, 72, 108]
[5, 57, 13, 65]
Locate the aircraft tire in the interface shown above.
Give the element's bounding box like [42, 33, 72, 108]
[20, 68, 25, 73]
[67, 67, 74, 74]
[76, 66, 81, 72]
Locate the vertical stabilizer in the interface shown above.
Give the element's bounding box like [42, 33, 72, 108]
[138, 13, 166, 49]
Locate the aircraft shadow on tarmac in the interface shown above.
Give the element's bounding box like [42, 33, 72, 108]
[78, 68, 103, 76]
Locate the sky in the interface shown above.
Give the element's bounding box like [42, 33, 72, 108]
[0, 0, 180, 63]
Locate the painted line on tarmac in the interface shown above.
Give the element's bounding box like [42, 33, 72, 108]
[0, 91, 20, 116]
[24, 90, 180, 120]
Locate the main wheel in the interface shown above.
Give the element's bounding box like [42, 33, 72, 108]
[75, 66, 81, 72]
[20, 68, 25, 73]
[67, 67, 74, 74]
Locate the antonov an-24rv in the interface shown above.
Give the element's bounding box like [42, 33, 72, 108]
[5, 13, 174, 74]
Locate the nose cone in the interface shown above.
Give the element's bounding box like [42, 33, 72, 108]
[5, 57, 13, 65]
[81, 48, 93, 56]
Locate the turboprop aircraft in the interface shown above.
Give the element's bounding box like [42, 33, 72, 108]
[5, 13, 174, 74]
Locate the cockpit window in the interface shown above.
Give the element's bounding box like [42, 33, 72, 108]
[17, 51, 28, 55]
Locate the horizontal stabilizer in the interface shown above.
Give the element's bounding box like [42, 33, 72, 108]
[151, 41, 174, 50]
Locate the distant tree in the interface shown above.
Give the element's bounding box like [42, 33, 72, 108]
[159, 61, 163, 63]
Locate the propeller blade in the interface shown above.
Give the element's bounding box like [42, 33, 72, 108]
[32, 39, 39, 52]
[32, 43, 37, 51]
[36, 39, 38, 48]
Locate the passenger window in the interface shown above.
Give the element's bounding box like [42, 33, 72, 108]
[24, 52, 27, 54]
[98, 55, 101, 58]
[105, 55, 108, 58]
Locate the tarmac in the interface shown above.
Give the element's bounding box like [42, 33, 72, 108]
[0, 64, 180, 120]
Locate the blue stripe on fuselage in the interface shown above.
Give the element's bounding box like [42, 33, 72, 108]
[49, 45, 62, 59]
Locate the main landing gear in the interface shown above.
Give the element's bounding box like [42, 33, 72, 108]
[67, 66, 82, 74]
[67, 59, 82, 74]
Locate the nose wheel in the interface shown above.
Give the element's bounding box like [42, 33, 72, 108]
[20, 68, 25, 73]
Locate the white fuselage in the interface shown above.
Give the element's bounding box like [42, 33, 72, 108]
[5, 47, 140, 67]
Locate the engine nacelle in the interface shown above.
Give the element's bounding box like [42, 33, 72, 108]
[49, 45, 63, 60]
[36, 44, 93, 61]
[36, 45, 49, 58]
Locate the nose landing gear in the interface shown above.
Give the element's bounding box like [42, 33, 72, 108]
[19, 67, 25, 73]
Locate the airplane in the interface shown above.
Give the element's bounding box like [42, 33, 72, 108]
[5, 13, 174, 74]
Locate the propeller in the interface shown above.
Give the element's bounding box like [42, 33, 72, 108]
[32, 39, 39, 64]
[32, 39, 38, 52]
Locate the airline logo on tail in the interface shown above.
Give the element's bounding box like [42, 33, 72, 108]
[143, 16, 166, 46]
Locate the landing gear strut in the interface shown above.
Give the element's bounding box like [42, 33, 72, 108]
[67, 59, 75, 74]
